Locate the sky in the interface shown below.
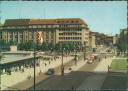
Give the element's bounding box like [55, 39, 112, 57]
[0, 1, 127, 35]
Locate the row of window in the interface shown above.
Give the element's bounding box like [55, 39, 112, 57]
[59, 29, 82, 31]
[59, 37, 82, 40]
[3, 25, 56, 29]
[59, 33, 82, 35]
[57, 20, 79, 23]
[4, 24, 84, 29]
[60, 41, 82, 45]
[59, 24, 81, 27]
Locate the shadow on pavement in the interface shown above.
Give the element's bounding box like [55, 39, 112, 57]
[101, 72, 127, 90]
[27, 70, 117, 90]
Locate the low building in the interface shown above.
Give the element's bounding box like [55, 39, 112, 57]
[0, 45, 17, 52]
[10, 46, 17, 51]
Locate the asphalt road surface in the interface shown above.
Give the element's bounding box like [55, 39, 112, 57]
[28, 57, 101, 90]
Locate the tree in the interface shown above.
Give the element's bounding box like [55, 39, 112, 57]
[41, 42, 49, 51]
[0, 53, 4, 61]
[55, 42, 62, 51]
[0, 40, 6, 46]
[7, 40, 15, 46]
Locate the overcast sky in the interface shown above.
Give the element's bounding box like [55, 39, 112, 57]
[1, 1, 127, 35]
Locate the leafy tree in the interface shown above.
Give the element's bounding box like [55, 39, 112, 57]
[41, 42, 49, 51]
[7, 40, 15, 46]
[0, 40, 6, 46]
[55, 42, 62, 51]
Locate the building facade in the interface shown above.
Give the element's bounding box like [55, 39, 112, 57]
[89, 33, 96, 49]
[1, 18, 90, 47]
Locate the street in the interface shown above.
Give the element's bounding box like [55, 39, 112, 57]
[28, 48, 112, 90]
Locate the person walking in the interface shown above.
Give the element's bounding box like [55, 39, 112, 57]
[99, 58, 100, 62]
[45, 63, 47, 67]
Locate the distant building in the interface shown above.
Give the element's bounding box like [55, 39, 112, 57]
[89, 33, 96, 49]
[90, 32, 113, 47]
[113, 34, 118, 45]
[1, 18, 90, 48]
[0, 45, 17, 52]
[104, 36, 113, 46]
[90, 32, 106, 46]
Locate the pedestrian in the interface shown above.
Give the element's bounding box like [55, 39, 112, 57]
[99, 58, 100, 62]
[49, 61, 51, 64]
[45, 63, 47, 67]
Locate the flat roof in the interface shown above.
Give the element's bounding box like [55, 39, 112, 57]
[0, 55, 34, 65]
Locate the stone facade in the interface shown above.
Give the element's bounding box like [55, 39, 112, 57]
[1, 18, 90, 47]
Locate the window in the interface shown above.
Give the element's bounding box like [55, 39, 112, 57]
[20, 35, 23, 38]
[15, 35, 18, 38]
[10, 35, 12, 38]
[17, 26, 21, 29]
[29, 25, 32, 28]
[33, 25, 37, 28]
[76, 21, 79, 23]
[71, 21, 74, 23]
[38, 25, 42, 28]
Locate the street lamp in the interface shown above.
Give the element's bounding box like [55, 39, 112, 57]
[126, 29, 128, 89]
[61, 47, 65, 76]
[33, 44, 36, 90]
[83, 43, 86, 61]
[74, 47, 78, 66]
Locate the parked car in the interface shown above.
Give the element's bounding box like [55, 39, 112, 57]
[45, 68, 55, 75]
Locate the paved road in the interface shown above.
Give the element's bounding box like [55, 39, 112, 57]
[78, 57, 112, 90]
[5, 56, 75, 90]
[29, 57, 101, 90]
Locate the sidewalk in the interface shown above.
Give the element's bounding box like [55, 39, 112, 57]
[57, 58, 88, 75]
[77, 57, 113, 90]
[1, 56, 73, 90]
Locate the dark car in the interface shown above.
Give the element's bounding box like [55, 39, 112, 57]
[45, 68, 55, 75]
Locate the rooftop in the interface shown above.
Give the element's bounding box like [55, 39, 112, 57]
[4, 18, 87, 26]
[0, 51, 35, 65]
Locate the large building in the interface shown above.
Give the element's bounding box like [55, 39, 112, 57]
[0, 18, 90, 47]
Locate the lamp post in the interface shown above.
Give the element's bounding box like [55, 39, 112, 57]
[33, 44, 36, 90]
[33, 31, 38, 90]
[83, 44, 86, 61]
[61, 47, 65, 76]
[74, 47, 78, 66]
[126, 28, 128, 89]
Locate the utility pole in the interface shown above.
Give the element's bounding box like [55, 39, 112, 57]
[126, 1, 128, 89]
[84, 43, 86, 61]
[126, 28, 128, 89]
[33, 47, 36, 90]
[61, 47, 64, 76]
[33, 31, 38, 90]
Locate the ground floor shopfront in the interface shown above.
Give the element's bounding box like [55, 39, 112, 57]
[0, 57, 40, 75]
